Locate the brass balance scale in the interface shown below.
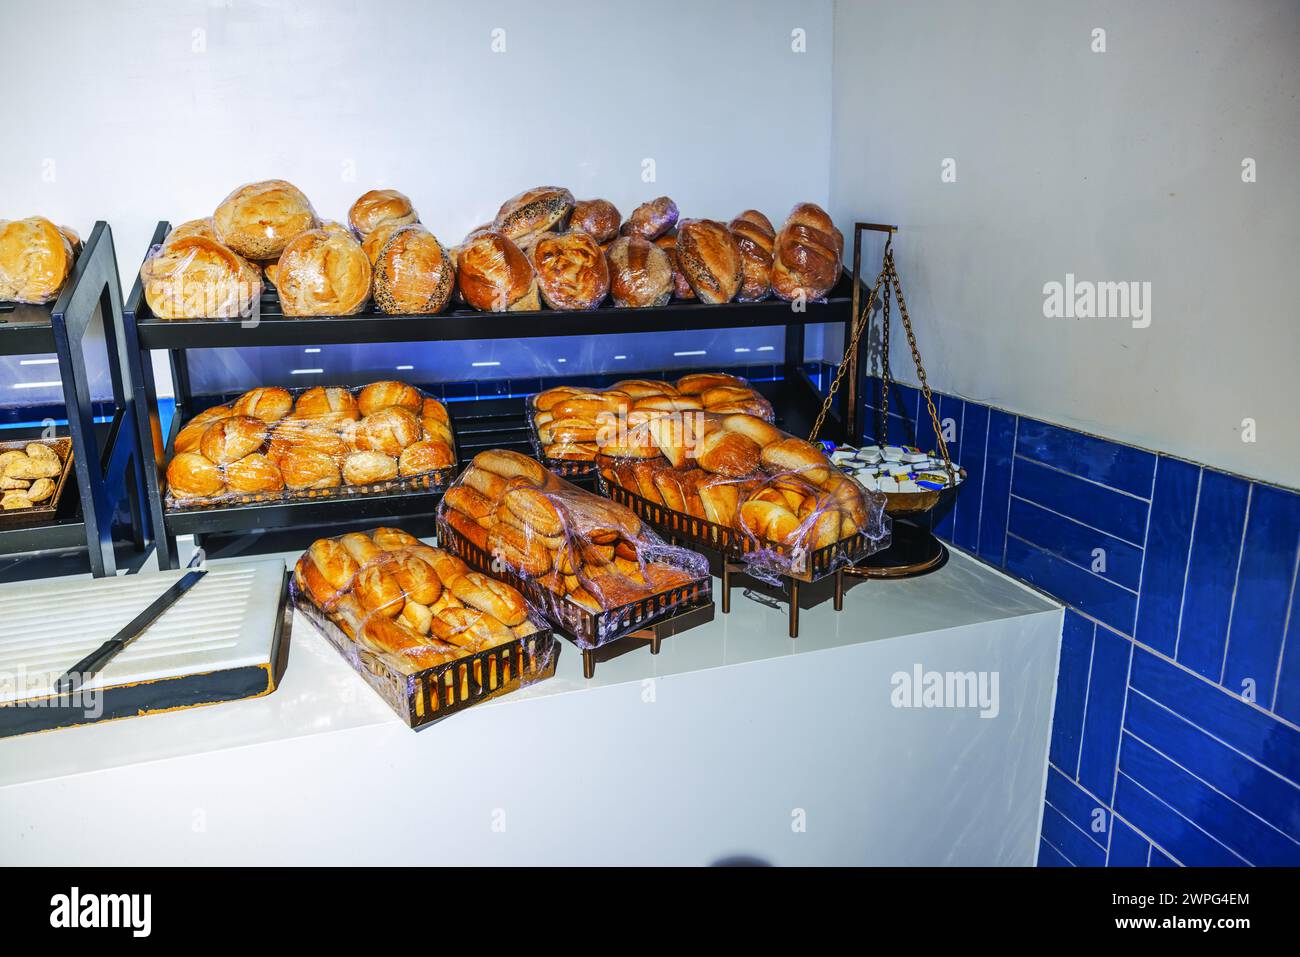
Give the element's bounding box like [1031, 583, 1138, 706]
[808, 223, 965, 579]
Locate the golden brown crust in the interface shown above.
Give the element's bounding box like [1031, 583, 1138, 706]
[528, 231, 610, 310]
[568, 199, 621, 244]
[275, 227, 372, 316]
[494, 186, 575, 250]
[199, 415, 266, 465]
[225, 452, 285, 493]
[398, 439, 454, 475]
[213, 179, 318, 260]
[675, 219, 743, 304]
[605, 236, 673, 308]
[166, 452, 225, 498]
[0, 217, 74, 304]
[653, 231, 696, 300]
[140, 235, 262, 320]
[231, 386, 293, 423]
[293, 386, 361, 424]
[348, 188, 419, 237]
[371, 225, 454, 315]
[728, 214, 775, 302]
[455, 230, 539, 312]
[771, 202, 842, 302]
[621, 197, 679, 240]
[357, 380, 421, 417]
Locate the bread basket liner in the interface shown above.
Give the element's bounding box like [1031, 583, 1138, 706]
[291, 526, 557, 729]
[163, 380, 459, 511]
[436, 450, 712, 649]
[525, 372, 775, 478]
[0, 436, 75, 530]
[591, 410, 892, 585]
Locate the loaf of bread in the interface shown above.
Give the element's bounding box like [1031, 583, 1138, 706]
[437, 450, 708, 636]
[495, 186, 575, 251]
[605, 235, 672, 308]
[213, 180, 318, 260]
[770, 202, 843, 302]
[455, 230, 539, 311]
[164, 381, 455, 504]
[275, 227, 372, 316]
[529, 231, 609, 310]
[568, 199, 621, 244]
[653, 232, 696, 300]
[371, 224, 455, 314]
[621, 197, 678, 240]
[728, 210, 775, 302]
[675, 219, 743, 304]
[348, 189, 418, 237]
[140, 235, 263, 320]
[294, 526, 539, 675]
[0, 217, 75, 304]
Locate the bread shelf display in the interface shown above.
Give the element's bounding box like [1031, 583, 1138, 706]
[0, 437, 75, 529]
[292, 525, 557, 728]
[436, 450, 713, 677]
[162, 380, 458, 511]
[527, 372, 774, 478]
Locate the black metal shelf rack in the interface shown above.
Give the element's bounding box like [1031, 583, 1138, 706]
[124, 221, 855, 570]
[0, 222, 148, 579]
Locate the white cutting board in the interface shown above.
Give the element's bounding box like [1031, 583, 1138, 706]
[0, 559, 286, 705]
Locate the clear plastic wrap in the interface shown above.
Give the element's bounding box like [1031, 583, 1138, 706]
[212, 179, 319, 261]
[291, 525, 556, 727]
[770, 202, 845, 304]
[369, 224, 454, 315]
[527, 372, 774, 474]
[594, 409, 891, 583]
[347, 188, 418, 238]
[436, 449, 712, 649]
[528, 231, 609, 310]
[139, 232, 263, 320]
[0, 217, 76, 305]
[454, 230, 539, 312]
[275, 226, 372, 316]
[163, 380, 458, 508]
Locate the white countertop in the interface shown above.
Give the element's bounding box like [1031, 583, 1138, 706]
[0, 541, 1057, 791]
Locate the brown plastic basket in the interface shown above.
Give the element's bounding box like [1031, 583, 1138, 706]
[0, 436, 75, 530]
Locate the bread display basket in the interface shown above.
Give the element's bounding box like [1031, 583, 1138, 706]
[0, 436, 75, 530]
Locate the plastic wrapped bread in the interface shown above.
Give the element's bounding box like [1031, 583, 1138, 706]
[436, 449, 710, 647]
[164, 380, 457, 506]
[0, 217, 77, 304]
[292, 526, 547, 676]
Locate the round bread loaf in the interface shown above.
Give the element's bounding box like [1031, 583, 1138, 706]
[173, 404, 232, 455]
[348, 188, 418, 237]
[371, 225, 454, 315]
[140, 235, 263, 320]
[213, 180, 318, 260]
[275, 227, 371, 316]
[729, 212, 776, 302]
[675, 219, 743, 304]
[199, 415, 266, 465]
[166, 451, 225, 498]
[355, 406, 420, 457]
[770, 202, 843, 302]
[225, 452, 284, 493]
[495, 186, 575, 250]
[279, 447, 342, 490]
[357, 380, 421, 417]
[568, 199, 621, 244]
[528, 231, 610, 310]
[166, 218, 218, 244]
[398, 439, 454, 475]
[0, 217, 75, 304]
[231, 386, 293, 423]
[342, 450, 399, 485]
[605, 236, 672, 308]
[621, 197, 679, 240]
[455, 231, 538, 311]
[293, 386, 360, 425]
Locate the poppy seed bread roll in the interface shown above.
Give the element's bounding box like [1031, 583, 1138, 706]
[371, 225, 454, 315]
[213, 179, 318, 260]
[455, 230, 539, 312]
[605, 236, 672, 308]
[494, 186, 575, 250]
[675, 219, 743, 304]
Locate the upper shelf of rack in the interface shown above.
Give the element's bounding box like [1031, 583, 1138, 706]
[125, 221, 853, 350]
[0, 301, 57, 357]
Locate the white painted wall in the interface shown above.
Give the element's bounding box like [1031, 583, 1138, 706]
[0, 0, 833, 396]
[831, 0, 1300, 488]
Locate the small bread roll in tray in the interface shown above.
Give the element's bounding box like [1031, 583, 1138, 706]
[436, 450, 710, 647]
[162, 379, 457, 508]
[293, 525, 545, 680]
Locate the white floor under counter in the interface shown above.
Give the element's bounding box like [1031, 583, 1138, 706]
[0, 542, 1062, 866]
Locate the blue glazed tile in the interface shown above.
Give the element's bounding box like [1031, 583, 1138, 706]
[1108, 817, 1151, 866]
[1275, 600, 1300, 725]
[1041, 804, 1107, 866]
[1050, 614, 1095, 772]
[1114, 774, 1245, 866]
[1118, 733, 1300, 866]
[1134, 457, 1201, 656]
[1009, 498, 1143, 592]
[1039, 839, 1073, 866]
[1045, 767, 1108, 849]
[977, 410, 1016, 566]
[952, 402, 989, 552]
[1176, 469, 1250, 680]
[1129, 647, 1300, 785]
[1078, 624, 1133, 802]
[932, 396, 964, 540]
[1149, 846, 1179, 866]
[1122, 689, 1300, 844]
[1006, 537, 1138, 635]
[1223, 484, 1300, 705]
[1011, 458, 1148, 546]
[1016, 418, 1156, 499]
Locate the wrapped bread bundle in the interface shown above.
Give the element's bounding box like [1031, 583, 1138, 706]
[620, 197, 679, 240]
[455, 230, 539, 311]
[494, 186, 574, 251]
[528, 231, 609, 310]
[770, 202, 844, 303]
[528, 372, 773, 468]
[347, 188, 419, 238]
[436, 450, 710, 647]
[163, 380, 456, 507]
[370, 224, 455, 314]
[140, 232, 264, 320]
[0, 217, 77, 304]
[275, 227, 372, 315]
[292, 526, 554, 729]
[213, 179, 318, 261]
[568, 198, 621, 244]
[595, 408, 889, 582]
[728, 210, 775, 302]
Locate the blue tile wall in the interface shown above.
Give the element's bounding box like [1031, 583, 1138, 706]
[858, 370, 1300, 868]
